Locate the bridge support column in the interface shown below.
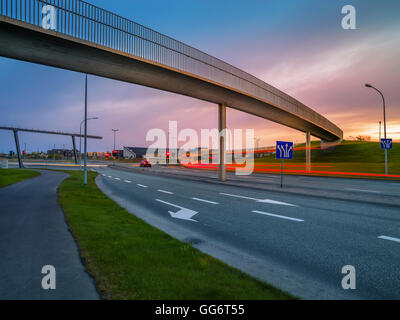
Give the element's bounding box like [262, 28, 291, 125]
[218, 103, 227, 182]
[72, 136, 78, 164]
[306, 131, 311, 172]
[13, 129, 24, 168]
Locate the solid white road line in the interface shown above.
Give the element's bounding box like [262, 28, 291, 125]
[191, 197, 219, 205]
[345, 188, 381, 194]
[157, 189, 174, 194]
[252, 210, 304, 222]
[114, 178, 121, 180]
[378, 235, 400, 243]
[219, 192, 297, 207]
[137, 184, 148, 188]
[124, 180, 132, 183]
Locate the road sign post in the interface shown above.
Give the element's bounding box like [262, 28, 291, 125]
[381, 138, 392, 175]
[276, 141, 293, 188]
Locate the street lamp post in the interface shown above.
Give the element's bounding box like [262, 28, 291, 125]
[79, 116, 98, 169]
[112, 129, 119, 156]
[379, 121, 381, 142]
[365, 83, 388, 175]
[84, 74, 88, 186]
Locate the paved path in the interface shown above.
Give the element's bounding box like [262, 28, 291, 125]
[0, 170, 99, 300]
[96, 166, 400, 300]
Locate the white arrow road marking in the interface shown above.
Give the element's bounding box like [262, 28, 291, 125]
[192, 197, 219, 205]
[157, 189, 174, 194]
[219, 192, 297, 207]
[124, 180, 132, 183]
[252, 210, 304, 222]
[137, 184, 148, 188]
[155, 199, 198, 222]
[378, 235, 400, 243]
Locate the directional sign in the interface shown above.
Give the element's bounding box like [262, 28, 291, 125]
[381, 138, 392, 149]
[276, 141, 293, 160]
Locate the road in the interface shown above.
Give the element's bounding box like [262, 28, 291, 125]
[95, 166, 400, 300]
[0, 170, 99, 300]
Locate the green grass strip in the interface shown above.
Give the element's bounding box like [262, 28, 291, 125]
[0, 168, 40, 188]
[58, 171, 294, 300]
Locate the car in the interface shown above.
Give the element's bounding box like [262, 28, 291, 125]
[140, 160, 152, 168]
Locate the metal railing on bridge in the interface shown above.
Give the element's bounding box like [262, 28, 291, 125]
[0, 0, 342, 138]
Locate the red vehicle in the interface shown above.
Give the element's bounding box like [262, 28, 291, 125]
[140, 160, 152, 168]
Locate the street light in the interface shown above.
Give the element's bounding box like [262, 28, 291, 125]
[112, 129, 119, 152]
[79, 116, 99, 169]
[365, 83, 388, 175]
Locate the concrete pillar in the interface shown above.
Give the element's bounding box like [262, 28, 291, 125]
[218, 103, 227, 181]
[306, 131, 311, 172]
[13, 129, 23, 168]
[72, 136, 78, 164]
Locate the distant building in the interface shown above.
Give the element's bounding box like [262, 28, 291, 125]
[47, 149, 77, 158]
[123, 147, 148, 159]
[87, 152, 105, 159]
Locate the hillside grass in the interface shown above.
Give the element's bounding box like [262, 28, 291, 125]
[254, 140, 400, 178]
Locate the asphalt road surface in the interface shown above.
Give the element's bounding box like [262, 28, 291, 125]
[96, 166, 400, 300]
[0, 170, 99, 300]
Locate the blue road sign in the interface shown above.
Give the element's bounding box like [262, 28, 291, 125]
[276, 141, 293, 159]
[381, 138, 392, 149]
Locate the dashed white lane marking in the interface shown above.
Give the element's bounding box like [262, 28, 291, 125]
[219, 192, 297, 207]
[345, 188, 381, 194]
[102, 174, 106, 176]
[252, 210, 304, 222]
[157, 189, 174, 194]
[114, 178, 121, 181]
[192, 197, 219, 205]
[108, 176, 112, 178]
[124, 180, 132, 183]
[378, 235, 400, 243]
[137, 184, 148, 188]
[155, 199, 184, 209]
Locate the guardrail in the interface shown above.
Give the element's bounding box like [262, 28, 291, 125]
[0, 0, 342, 138]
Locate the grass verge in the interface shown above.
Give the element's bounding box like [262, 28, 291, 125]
[0, 168, 40, 188]
[58, 170, 293, 300]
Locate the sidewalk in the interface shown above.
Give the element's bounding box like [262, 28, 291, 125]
[0, 170, 99, 300]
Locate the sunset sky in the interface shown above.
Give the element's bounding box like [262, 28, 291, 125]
[0, 0, 399, 153]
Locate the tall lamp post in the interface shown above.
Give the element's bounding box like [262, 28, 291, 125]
[112, 129, 119, 157]
[365, 83, 388, 175]
[79, 116, 99, 169]
[83, 74, 88, 186]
